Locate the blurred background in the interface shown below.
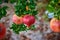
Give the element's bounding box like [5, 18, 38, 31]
[0, 0, 60, 40]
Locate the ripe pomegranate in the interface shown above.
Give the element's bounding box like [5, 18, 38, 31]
[0, 23, 6, 40]
[12, 14, 23, 24]
[50, 18, 60, 32]
[23, 15, 35, 27]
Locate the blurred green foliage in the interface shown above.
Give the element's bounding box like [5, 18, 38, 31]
[0, 6, 8, 19]
[47, 0, 60, 20]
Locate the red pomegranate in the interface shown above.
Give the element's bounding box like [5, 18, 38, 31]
[0, 23, 6, 40]
[23, 15, 35, 27]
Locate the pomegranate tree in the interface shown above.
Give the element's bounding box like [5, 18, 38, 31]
[10, 0, 37, 34]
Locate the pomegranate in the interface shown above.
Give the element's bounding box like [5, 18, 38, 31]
[23, 15, 35, 27]
[0, 23, 6, 40]
[50, 18, 60, 32]
[12, 14, 23, 24]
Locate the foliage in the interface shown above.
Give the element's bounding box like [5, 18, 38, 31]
[10, 0, 37, 34]
[0, 6, 8, 19]
[10, 23, 35, 34]
[15, 0, 37, 16]
[47, 0, 60, 20]
[0, 0, 2, 4]
[0, 0, 37, 34]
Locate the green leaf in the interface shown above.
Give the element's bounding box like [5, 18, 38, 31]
[11, 23, 27, 34]
[47, 4, 55, 12]
[10, 0, 16, 3]
[32, 10, 38, 16]
[30, 25, 36, 30]
[29, 5, 35, 9]
[0, 6, 8, 19]
[0, 0, 2, 4]
[4, 0, 8, 3]
[2, 6, 8, 10]
[11, 23, 36, 34]
[54, 0, 58, 3]
[14, 0, 37, 16]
